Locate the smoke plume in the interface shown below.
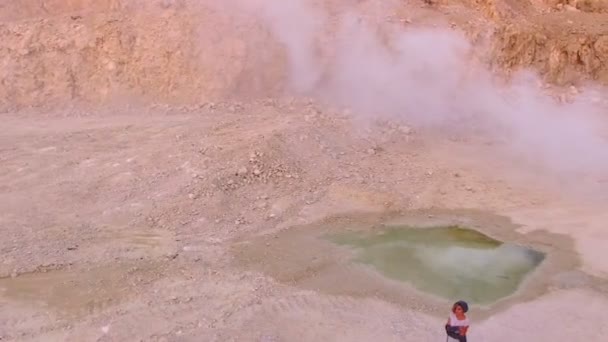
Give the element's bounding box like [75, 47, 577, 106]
[218, 0, 608, 197]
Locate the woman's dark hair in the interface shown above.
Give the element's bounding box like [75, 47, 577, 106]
[452, 300, 469, 313]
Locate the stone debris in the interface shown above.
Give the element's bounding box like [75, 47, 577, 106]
[237, 167, 248, 176]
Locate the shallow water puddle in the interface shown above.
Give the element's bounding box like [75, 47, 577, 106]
[233, 211, 575, 316]
[0, 262, 162, 317]
[328, 226, 545, 304]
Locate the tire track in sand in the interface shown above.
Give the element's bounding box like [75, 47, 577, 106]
[212, 290, 441, 341]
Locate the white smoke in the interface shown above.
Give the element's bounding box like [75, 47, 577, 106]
[215, 0, 608, 196]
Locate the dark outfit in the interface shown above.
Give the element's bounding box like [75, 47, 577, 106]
[445, 324, 467, 342]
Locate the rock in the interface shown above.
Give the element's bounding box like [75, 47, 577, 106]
[161, 0, 178, 9]
[366, 148, 376, 155]
[256, 201, 268, 209]
[398, 125, 412, 134]
[165, 253, 179, 260]
[253, 169, 262, 176]
[188, 193, 196, 200]
[101, 325, 110, 334]
[237, 167, 248, 176]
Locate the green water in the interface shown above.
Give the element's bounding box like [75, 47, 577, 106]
[328, 226, 545, 304]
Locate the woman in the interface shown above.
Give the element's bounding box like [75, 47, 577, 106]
[445, 300, 470, 342]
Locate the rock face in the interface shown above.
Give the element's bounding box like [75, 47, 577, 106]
[0, 0, 287, 110]
[1, 0, 608, 111]
[491, 17, 608, 85]
[555, 0, 608, 13]
[0, 0, 121, 22]
[452, 0, 608, 85]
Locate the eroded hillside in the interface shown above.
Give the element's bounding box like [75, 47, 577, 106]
[1, 0, 607, 111]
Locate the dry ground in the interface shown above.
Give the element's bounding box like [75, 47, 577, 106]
[1, 0, 608, 341]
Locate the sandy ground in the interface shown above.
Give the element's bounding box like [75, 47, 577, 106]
[1, 0, 608, 341]
[1, 102, 607, 341]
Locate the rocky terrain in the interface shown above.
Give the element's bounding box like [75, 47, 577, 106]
[1, 0, 608, 341]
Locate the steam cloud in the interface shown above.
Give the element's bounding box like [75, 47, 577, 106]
[217, 0, 608, 196]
